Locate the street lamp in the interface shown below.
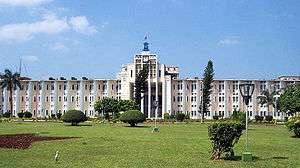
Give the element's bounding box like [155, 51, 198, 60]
[239, 83, 255, 162]
[152, 100, 159, 133]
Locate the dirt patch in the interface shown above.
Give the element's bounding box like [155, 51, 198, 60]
[0, 134, 78, 149]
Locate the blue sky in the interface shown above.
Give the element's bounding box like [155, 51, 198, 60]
[0, 0, 299, 80]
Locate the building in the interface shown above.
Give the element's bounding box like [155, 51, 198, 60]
[1, 40, 299, 119]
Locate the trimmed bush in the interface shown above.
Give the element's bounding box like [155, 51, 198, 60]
[17, 113, 24, 118]
[3, 112, 11, 118]
[56, 113, 62, 119]
[213, 116, 219, 120]
[170, 114, 176, 119]
[255, 115, 264, 122]
[119, 110, 146, 127]
[61, 110, 87, 126]
[51, 114, 56, 119]
[265, 116, 273, 123]
[24, 111, 32, 118]
[163, 113, 170, 120]
[176, 113, 186, 122]
[285, 117, 300, 138]
[208, 122, 243, 160]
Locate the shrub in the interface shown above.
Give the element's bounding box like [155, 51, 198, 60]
[24, 111, 32, 118]
[51, 114, 56, 119]
[285, 117, 300, 138]
[170, 114, 176, 119]
[213, 116, 219, 120]
[176, 113, 186, 122]
[3, 112, 11, 118]
[119, 110, 146, 127]
[56, 113, 62, 119]
[255, 115, 264, 122]
[208, 122, 244, 160]
[265, 116, 273, 122]
[61, 110, 87, 126]
[17, 113, 24, 118]
[163, 113, 170, 120]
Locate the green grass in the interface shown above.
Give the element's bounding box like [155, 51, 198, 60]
[0, 122, 299, 168]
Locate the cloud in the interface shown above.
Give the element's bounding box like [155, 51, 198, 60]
[0, 15, 69, 41]
[51, 42, 68, 51]
[219, 37, 240, 45]
[22, 55, 39, 62]
[0, 0, 52, 6]
[0, 14, 97, 41]
[69, 16, 97, 35]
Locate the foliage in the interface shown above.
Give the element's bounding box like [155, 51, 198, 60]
[119, 110, 146, 127]
[94, 98, 137, 120]
[170, 114, 176, 119]
[134, 63, 149, 110]
[175, 113, 186, 122]
[201, 60, 214, 122]
[56, 113, 62, 119]
[163, 113, 170, 120]
[61, 110, 87, 126]
[17, 113, 24, 118]
[208, 122, 244, 160]
[278, 84, 300, 115]
[255, 115, 264, 122]
[230, 110, 246, 128]
[94, 98, 119, 120]
[2, 112, 11, 118]
[265, 116, 273, 122]
[0, 69, 21, 118]
[285, 117, 300, 138]
[212, 116, 219, 120]
[51, 114, 56, 119]
[23, 111, 32, 118]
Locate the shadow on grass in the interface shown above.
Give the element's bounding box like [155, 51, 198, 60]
[224, 156, 260, 161]
[64, 124, 93, 127]
[124, 125, 152, 128]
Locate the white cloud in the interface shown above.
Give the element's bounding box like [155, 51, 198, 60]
[51, 42, 68, 51]
[69, 16, 97, 35]
[0, 0, 52, 6]
[22, 55, 39, 62]
[219, 37, 240, 45]
[0, 15, 69, 41]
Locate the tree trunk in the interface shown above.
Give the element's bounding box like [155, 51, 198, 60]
[9, 85, 13, 118]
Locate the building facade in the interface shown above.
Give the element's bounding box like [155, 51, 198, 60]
[1, 40, 299, 119]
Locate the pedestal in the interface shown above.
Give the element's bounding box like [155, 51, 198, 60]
[242, 152, 252, 161]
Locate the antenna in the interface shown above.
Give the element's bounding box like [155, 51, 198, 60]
[19, 57, 22, 75]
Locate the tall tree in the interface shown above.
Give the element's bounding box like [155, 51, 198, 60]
[201, 60, 214, 123]
[134, 63, 149, 110]
[256, 89, 278, 116]
[278, 84, 300, 115]
[0, 69, 21, 117]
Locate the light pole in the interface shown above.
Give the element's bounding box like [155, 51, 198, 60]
[239, 83, 255, 162]
[152, 100, 159, 132]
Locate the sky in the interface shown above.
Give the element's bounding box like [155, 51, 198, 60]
[0, 0, 299, 80]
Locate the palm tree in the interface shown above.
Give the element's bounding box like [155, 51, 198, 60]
[257, 89, 278, 116]
[0, 69, 21, 117]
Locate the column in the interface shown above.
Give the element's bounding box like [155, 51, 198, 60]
[80, 81, 84, 112]
[224, 81, 228, 118]
[3, 88, 8, 113]
[15, 87, 20, 116]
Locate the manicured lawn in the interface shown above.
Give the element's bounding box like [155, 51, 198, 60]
[0, 122, 299, 168]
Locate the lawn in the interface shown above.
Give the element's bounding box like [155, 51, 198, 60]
[0, 122, 299, 168]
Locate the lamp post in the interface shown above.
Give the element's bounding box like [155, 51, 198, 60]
[152, 100, 159, 132]
[239, 83, 255, 162]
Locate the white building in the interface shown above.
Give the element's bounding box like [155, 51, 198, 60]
[1, 40, 299, 119]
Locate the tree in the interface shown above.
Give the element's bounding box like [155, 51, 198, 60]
[257, 89, 278, 116]
[117, 99, 137, 112]
[0, 69, 21, 117]
[94, 98, 119, 120]
[278, 84, 300, 115]
[201, 60, 214, 123]
[61, 110, 87, 126]
[134, 63, 149, 110]
[119, 110, 146, 127]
